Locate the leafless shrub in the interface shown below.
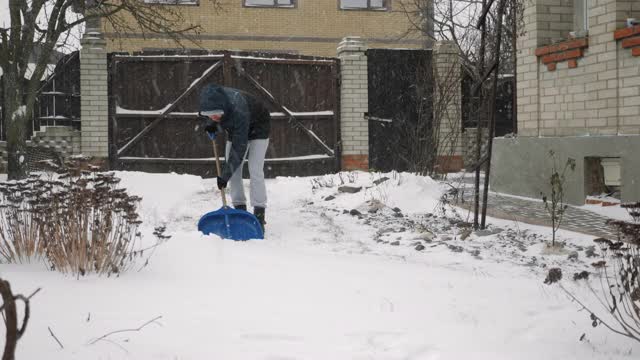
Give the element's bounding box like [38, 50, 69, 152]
[559, 202, 640, 344]
[0, 175, 50, 263]
[42, 172, 145, 277]
[0, 164, 164, 277]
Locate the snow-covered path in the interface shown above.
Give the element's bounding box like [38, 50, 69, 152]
[1, 172, 638, 359]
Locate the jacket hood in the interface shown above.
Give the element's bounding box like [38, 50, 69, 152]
[200, 84, 229, 114]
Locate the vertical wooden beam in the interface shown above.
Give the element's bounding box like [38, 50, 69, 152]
[223, 51, 233, 87]
[330, 62, 341, 171]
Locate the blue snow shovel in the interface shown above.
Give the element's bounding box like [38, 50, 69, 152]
[197, 133, 264, 240]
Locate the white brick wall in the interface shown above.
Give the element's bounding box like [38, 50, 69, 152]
[337, 37, 369, 156]
[434, 41, 462, 157]
[80, 36, 109, 157]
[518, 0, 640, 137]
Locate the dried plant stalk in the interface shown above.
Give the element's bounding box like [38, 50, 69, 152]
[0, 163, 153, 277]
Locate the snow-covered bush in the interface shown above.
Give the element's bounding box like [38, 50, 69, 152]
[0, 165, 162, 277]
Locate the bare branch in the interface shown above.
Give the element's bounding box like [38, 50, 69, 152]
[48, 327, 64, 349]
[0, 288, 42, 314]
[88, 315, 163, 346]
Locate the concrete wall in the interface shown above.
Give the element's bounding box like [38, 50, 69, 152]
[103, 1, 425, 57]
[491, 136, 640, 204]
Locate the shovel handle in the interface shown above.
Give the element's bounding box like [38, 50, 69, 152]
[212, 138, 228, 208]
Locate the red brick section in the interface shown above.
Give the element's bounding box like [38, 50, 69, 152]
[535, 38, 588, 71]
[436, 156, 464, 173]
[614, 26, 640, 57]
[541, 48, 583, 64]
[621, 36, 640, 48]
[342, 155, 368, 171]
[613, 25, 640, 40]
[534, 38, 588, 56]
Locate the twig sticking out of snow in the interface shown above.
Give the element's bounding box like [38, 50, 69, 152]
[48, 326, 64, 349]
[87, 315, 163, 346]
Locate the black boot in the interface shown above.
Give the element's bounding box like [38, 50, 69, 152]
[254, 207, 266, 230]
[234, 204, 247, 211]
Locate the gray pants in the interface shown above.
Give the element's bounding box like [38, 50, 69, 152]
[225, 139, 269, 208]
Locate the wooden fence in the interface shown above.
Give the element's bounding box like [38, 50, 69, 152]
[109, 51, 340, 177]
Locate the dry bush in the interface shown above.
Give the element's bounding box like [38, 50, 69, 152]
[0, 176, 50, 263]
[41, 172, 145, 276]
[560, 202, 640, 344]
[0, 163, 165, 277]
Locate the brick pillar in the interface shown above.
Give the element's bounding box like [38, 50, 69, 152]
[80, 24, 109, 162]
[433, 41, 463, 172]
[337, 37, 369, 171]
[516, 1, 541, 137]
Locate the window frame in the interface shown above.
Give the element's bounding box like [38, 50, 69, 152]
[243, 0, 297, 9]
[142, 0, 199, 5]
[573, 0, 590, 34]
[338, 0, 390, 11]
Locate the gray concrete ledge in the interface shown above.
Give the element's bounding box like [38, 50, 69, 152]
[490, 135, 640, 205]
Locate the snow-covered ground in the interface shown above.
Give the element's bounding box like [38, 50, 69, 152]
[1, 171, 638, 359]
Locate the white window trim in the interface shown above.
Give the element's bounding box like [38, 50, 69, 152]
[244, 0, 296, 8]
[339, 0, 389, 11]
[573, 0, 590, 35]
[143, 0, 199, 5]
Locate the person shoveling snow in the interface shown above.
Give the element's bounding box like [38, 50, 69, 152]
[197, 84, 271, 238]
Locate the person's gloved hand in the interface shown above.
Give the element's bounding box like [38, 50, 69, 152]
[217, 176, 227, 190]
[204, 122, 218, 135]
[198, 114, 218, 138]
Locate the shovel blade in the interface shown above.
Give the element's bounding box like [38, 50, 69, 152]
[197, 207, 264, 240]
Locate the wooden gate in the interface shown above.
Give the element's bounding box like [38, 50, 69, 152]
[109, 51, 340, 177]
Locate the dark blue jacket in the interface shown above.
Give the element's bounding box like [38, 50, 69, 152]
[199, 84, 271, 181]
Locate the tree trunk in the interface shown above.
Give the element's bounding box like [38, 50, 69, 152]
[0, 279, 18, 360]
[473, 0, 488, 230]
[2, 71, 29, 180]
[480, 0, 508, 229]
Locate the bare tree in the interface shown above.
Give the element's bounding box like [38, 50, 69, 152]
[0, 0, 223, 180]
[399, 0, 524, 229]
[0, 279, 40, 360]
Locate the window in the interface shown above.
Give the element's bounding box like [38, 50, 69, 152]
[340, 0, 388, 11]
[244, 0, 295, 7]
[573, 0, 590, 34]
[143, 0, 198, 4]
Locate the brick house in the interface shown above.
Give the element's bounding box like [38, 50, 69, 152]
[103, 0, 426, 56]
[491, 0, 640, 205]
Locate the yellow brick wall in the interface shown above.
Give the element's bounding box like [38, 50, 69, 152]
[104, 0, 424, 57]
